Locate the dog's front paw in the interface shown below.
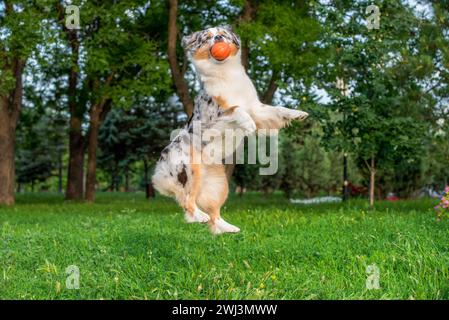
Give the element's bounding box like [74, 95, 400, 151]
[234, 108, 257, 135]
[242, 118, 257, 135]
[295, 110, 309, 121]
[283, 109, 309, 121]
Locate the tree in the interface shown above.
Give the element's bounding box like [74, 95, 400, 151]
[53, 1, 170, 202]
[419, 1, 449, 191]
[0, 1, 48, 205]
[98, 95, 181, 195]
[16, 82, 66, 192]
[55, 2, 84, 200]
[84, 2, 170, 202]
[317, 0, 434, 206]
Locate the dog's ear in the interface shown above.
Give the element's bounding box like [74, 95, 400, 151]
[182, 31, 200, 50]
[230, 32, 241, 48]
[221, 25, 241, 48]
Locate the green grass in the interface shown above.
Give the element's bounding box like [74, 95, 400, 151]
[0, 192, 448, 300]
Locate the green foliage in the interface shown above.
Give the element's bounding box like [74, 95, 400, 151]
[277, 130, 360, 198]
[64, 1, 171, 106]
[98, 97, 182, 190]
[422, 117, 449, 190]
[0, 0, 51, 95]
[236, 0, 325, 98]
[234, 128, 361, 198]
[280, 133, 336, 198]
[15, 94, 66, 189]
[318, 0, 435, 196]
[240, 1, 323, 71]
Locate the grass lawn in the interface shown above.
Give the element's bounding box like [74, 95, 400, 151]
[0, 192, 448, 300]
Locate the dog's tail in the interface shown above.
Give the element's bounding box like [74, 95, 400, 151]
[152, 161, 188, 202]
[152, 165, 175, 197]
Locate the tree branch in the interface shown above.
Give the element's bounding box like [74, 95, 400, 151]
[4, 0, 12, 15]
[262, 70, 278, 104]
[91, 72, 115, 115]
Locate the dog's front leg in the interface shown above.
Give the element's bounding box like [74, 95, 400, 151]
[201, 107, 256, 165]
[228, 106, 257, 135]
[251, 104, 308, 130]
[211, 106, 257, 136]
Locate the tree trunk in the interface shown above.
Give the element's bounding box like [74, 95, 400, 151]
[144, 160, 155, 199]
[85, 106, 102, 202]
[262, 71, 278, 104]
[0, 56, 24, 206]
[84, 96, 112, 202]
[114, 162, 119, 192]
[240, 0, 257, 71]
[167, 0, 194, 117]
[0, 101, 16, 205]
[58, 147, 63, 193]
[369, 157, 376, 207]
[66, 116, 84, 200]
[65, 28, 84, 200]
[125, 168, 130, 192]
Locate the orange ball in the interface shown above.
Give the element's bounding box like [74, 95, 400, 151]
[210, 42, 231, 61]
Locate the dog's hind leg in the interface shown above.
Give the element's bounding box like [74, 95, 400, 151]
[183, 162, 210, 223]
[183, 148, 210, 223]
[196, 164, 240, 234]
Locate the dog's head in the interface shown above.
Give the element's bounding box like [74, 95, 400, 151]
[182, 26, 241, 70]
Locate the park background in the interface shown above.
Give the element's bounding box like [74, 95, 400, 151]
[0, 0, 448, 299]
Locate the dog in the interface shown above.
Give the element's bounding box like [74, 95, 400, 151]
[152, 26, 308, 234]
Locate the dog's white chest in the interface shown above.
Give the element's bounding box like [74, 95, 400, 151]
[202, 72, 259, 111]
